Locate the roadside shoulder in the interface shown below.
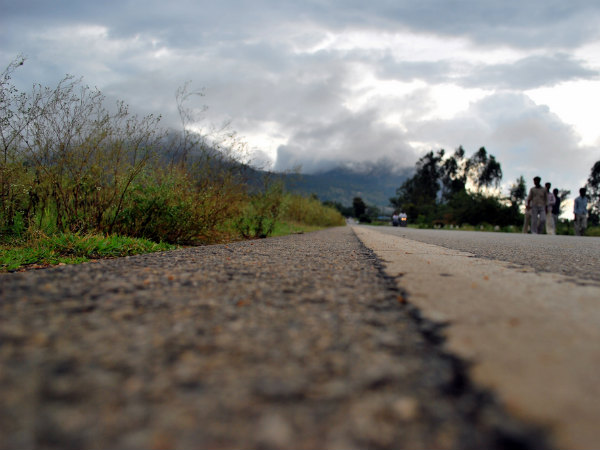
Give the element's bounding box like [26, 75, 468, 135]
[353, 225, 600, 450]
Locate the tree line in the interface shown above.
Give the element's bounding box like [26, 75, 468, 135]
[388, 145, 599, 230]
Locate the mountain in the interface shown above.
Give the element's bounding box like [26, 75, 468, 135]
[277, 163, 412, 209]
[159, 131, 410, 209]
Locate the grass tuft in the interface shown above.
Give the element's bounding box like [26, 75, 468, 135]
[1, 233, 176, 272]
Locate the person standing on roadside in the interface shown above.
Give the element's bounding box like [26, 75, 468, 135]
[574, 188, 589, 236]
[545, 182, 556, 235]
[552, 188, 561, 233]
[526, 176, 547, 235]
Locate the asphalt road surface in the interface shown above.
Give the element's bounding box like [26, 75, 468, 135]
[0, 227, 553, 450]
[363, 226, 600, 283]
[355, 225, 600, 449]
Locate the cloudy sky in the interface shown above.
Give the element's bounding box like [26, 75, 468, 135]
[2, 0, 599, 203]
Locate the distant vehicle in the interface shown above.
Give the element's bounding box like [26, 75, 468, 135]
[399, 212, 408, 227]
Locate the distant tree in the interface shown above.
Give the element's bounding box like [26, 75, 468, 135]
[323, 200, 353, 217]
[509, 175, 527, 209]
[366, 204, 381, 220]
[352, 196, 366, 219]
[466, 147, 503, 191]
[390, 150, 444, 219]
[587, 160, 600, 225]
[390, 146, 505, 225]
[440, 146, 467, 201]
[445, 190, 518, 227]
[414, 150, 445, 201]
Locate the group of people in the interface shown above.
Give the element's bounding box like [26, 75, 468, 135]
[524, 176, 589, 236]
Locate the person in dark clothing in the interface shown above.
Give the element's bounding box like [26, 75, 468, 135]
[574, 188, 589, 236]
[551, 188, 561, 233]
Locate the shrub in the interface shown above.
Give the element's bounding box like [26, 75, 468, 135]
[111, 168, 244, 244]
[235, 183, 284, 238]
[282, 194, 345, 227]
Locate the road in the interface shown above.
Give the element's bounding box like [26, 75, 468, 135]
[363, 226, 600, 283]
[354, 225, 600, 450]
[0, 227, 552, 450]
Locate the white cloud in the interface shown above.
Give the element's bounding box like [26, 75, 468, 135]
[527, 80, 600, 146]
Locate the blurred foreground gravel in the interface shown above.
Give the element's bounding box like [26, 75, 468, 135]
[0, 227, 551, 450]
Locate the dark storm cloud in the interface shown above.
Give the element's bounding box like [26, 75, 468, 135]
[374, 53, 599, 90]
[349, 0, 600, 48]
[5, 0, 600, 49]
[463, 53, 600, 90]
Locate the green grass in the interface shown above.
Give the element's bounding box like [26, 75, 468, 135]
[1, 233, 177, 272]
[586, 226, 600, 237]
[1, 220, 341, 272]
[270, 221, 330, 237]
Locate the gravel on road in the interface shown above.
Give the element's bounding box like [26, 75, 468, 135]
[0, 227, 551, 449]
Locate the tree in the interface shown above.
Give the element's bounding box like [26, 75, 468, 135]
[587, 160, 600, 225]
[352, 196, 366, 219]
[390, 150, 444, 220]
[509, 175, 527, 209]
[440, 146, 467, 201]
[390, 146, 505, 225]
[466, 147, 502, 191]
[324, 200, 353, 217]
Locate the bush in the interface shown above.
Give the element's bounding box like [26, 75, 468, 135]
[111, 169, 244, 244]
[282, 194, 345, 227]
[235, 184, 284, 238]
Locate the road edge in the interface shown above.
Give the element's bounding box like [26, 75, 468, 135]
[353, 225, 600, 450]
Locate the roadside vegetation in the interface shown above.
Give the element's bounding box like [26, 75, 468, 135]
[0, 57, 344, 272]
[1, 232, 177, 271]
